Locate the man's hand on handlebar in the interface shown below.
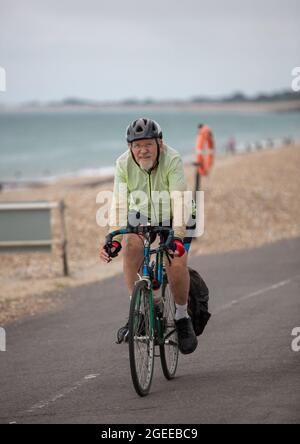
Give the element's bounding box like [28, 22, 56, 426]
[168, 238, 186, 258]
[99, 240, 122, 263]
[99, 227, 185, 264]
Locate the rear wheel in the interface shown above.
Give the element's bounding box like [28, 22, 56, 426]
[128, 280, 155, 396]
[160, 277, 179, 380]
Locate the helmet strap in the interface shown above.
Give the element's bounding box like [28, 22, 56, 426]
[129, 143, 140, 168]
[154, 139, 160, 169]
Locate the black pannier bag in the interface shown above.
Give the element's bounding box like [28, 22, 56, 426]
[187, 267, 211, 336]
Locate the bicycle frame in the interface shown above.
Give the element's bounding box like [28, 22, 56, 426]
[105, 225, 174, 344]
[139, 232, 167, 341]
[106, 225, 173, 291]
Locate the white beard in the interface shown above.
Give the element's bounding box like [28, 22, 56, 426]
[139, 159, 154, 171]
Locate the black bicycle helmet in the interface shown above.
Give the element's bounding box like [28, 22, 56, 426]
[126, 118, 162, 143]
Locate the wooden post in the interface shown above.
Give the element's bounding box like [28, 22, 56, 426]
[194, 169, 201, 201]
[59, 200, 69, 276]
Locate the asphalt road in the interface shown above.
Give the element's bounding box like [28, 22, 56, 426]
[1, 238, 300, 424]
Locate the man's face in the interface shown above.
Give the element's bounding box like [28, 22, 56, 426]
[130, 138, 162, 171]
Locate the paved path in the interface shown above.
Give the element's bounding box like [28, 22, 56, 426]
[1, 238, 299, 424]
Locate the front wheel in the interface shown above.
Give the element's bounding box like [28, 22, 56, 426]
[128, 280, 155, 396]
[160, 278, 179, 380]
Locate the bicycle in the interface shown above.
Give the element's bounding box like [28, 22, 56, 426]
[105, 225, 179, 397]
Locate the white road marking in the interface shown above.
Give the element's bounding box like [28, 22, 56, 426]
[23, 373, 100, 415]
[214, 274, 300, 315]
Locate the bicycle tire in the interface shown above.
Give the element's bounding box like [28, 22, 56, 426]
[159, 277, 179, 380]
[128, 279, 155, 396]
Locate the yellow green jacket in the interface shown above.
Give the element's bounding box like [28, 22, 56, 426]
[109, 144, 194, 242]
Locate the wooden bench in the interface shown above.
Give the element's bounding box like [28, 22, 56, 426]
[0, 200, 69, 276]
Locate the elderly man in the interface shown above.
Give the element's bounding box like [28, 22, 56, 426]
[99, 118, 197, 354]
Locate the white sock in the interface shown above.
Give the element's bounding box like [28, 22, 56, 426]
[175, 303, 189, 321]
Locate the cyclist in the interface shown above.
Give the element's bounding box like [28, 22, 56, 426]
[99, 118, 198, 354]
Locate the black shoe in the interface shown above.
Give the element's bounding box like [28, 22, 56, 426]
[175, 317, 198, 354]
[116, 321, 129, 344]
[116, 314, 146, 344]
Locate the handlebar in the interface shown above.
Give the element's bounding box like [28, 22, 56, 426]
[105, 226, 175, 256]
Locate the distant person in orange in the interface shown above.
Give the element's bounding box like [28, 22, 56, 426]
[195, 124, 215, 176]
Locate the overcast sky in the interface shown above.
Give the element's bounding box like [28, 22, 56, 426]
[0, 0, 300, 103]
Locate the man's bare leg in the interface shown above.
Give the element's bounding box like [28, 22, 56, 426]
[122, 234, 144, 295]
[116, 234, 144, 343]
[165, 252, 190, 305]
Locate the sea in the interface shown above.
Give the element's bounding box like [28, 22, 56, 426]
[0, 109, 299, 185]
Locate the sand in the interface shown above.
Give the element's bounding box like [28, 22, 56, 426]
[1, 143, 300, 324]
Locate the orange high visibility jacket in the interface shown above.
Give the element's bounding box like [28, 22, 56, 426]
[195, 125, 214, 175]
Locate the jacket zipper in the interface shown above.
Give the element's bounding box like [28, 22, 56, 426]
[147, 172, 152, 222]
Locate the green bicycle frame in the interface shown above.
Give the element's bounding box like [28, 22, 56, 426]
[141, 238, 165, 344]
